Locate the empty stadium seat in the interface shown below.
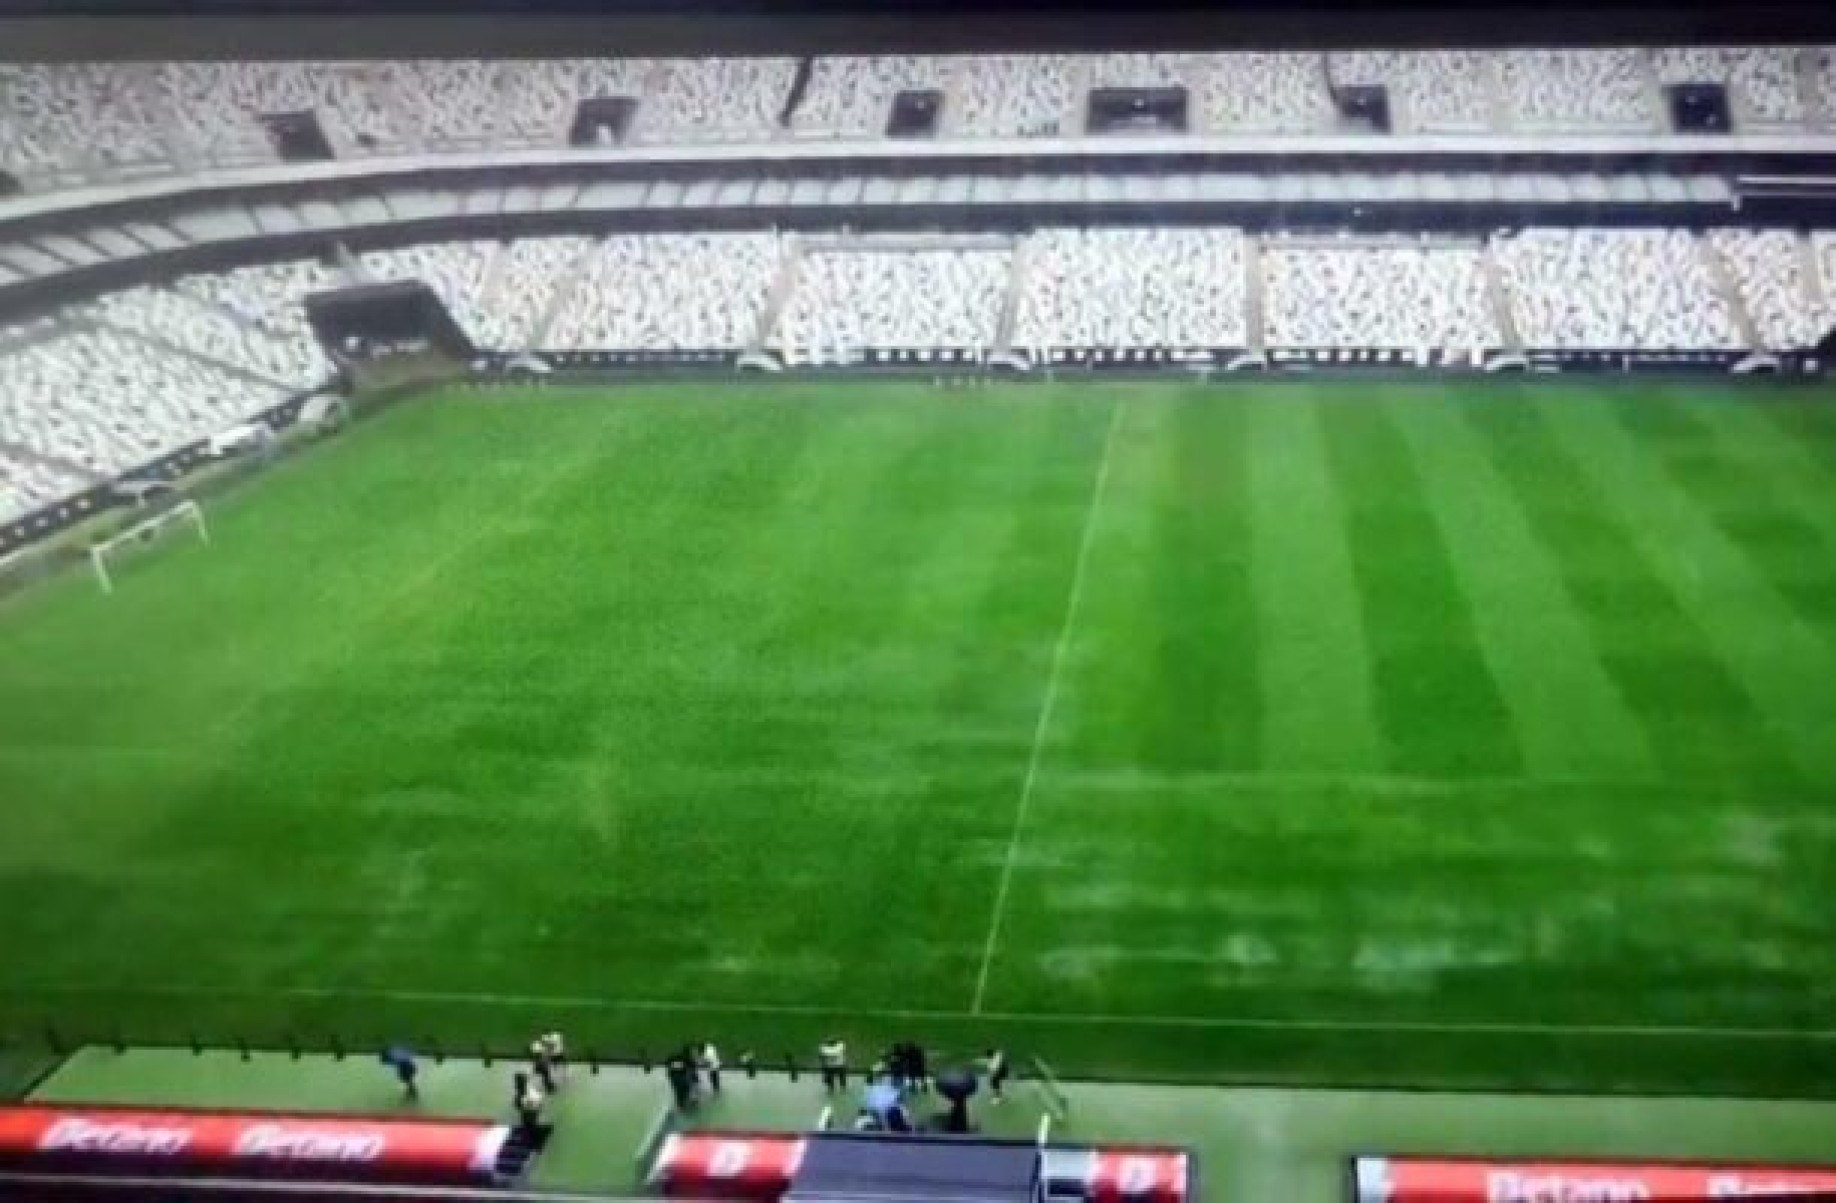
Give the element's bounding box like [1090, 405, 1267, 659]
[546, 233, 784, 350]
[774, 247, 1010, 355]
[1494, 227, 1742, 349]
[1014, 228, 1248, 351]
[1265, 237, 1500, 349]
[1711, 229, 1831, 349]
[1496, 50, 1655, 130]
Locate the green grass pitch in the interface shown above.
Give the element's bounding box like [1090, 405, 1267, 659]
[1, 378, 1834, 1098]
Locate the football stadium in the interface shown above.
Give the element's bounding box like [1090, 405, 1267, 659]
[2, 1, 1836, 1200]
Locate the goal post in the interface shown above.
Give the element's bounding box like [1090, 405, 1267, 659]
[89, 499, 209, 594]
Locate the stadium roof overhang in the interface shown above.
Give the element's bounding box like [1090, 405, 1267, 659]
[9, 135, 1836, 325]
[7, 132, 1836, 224]
[0, 158, 1756, 326]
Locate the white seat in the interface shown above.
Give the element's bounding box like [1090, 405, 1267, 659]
[1014, 228, 1248, 351]
[1494, 227, 1742, 349]
[773, 248, 1010, 356]
[545, 233, 784, 351]
[1265, 241, 1500, 349]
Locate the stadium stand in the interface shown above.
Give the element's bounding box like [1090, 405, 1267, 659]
[0, 455, 90, 523]
[1086, 52, 1196, 91]
[1651, 48, 1808, 128]
[793, 57, 957, 138]
[467, 236, 596, 351]
[86, 285, 327, 384]
[1013, 228, 1249, 352]
[1819, 49, 1836, 127]
[360, 240, 503, 345]
[1264, 236, 1502, 350]
[159, 62, 410, 164]
[1814, 231, 1836, 304]
[1326, 52, 1494, 133]
[1495, 50, 1657, 130]
[3, 212, 1836, 525]
[951, 55, 1079, 137]
[0, 64, 172, 186]
[9, 212, 1836, 510]
[383, 60, 643, 149]
[8, 37, 1836, 526]
[1710, 229, 1831, 350]
[1493, 227, 1744, 349]
[637, 58, 798, 142]
[1197, 53, 1336, 133]
[0, 326, 285, 486]
[546, 233, 783, 350]
[174, 259, 340, 347]
[14, 51, 1836, 191]
[772, 245, 1011, 356]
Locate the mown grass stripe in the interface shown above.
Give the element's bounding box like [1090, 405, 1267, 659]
[1245, 394, 1383, 773]
[972, 397, 1125, 1014]
[1389, 393, 1655, 780]
[1675, 392, 1836, 541]
[1541, 394, 1836, 782]
[1319, 398, 1523, 778]
[1144, 393, 1261, 770]
[1460, 393, 1804, 788]
[1053, 394, 1259, 771]
[1659, 389, 1836, 639]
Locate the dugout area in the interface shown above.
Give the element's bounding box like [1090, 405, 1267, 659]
[11, 1046, 1836, 1203]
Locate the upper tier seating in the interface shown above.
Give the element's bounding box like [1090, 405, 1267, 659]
[1198, 53, 1336, 133]
[1327, 52, 1493, 132]
[1652, 48, 1806, 128]
[637, 58, 797, 143]
[1496, 50, 1655, 130]
[6, 50, 1836, 192]
[793, 57, 956, 138]
[950, 55, 1079, 137]
[385, 60, 648, 148]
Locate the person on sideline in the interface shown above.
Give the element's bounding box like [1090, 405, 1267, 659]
[819, 1037, 847, 1093]
[700, 1041, 723, 1095]
[983, 1048, 1009, 1103]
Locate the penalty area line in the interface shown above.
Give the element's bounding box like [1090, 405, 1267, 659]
[970, 397, 1126, 1017]
[18, 982, 1836, 1043]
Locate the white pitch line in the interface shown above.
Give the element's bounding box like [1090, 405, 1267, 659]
[22, 981, 1836, 1042]
[970, 398, 1126, 1015]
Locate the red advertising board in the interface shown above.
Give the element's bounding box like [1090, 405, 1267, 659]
[1089, 1148, 1190, 1203]
[0, 1105, 510, 1185]
[650, 1132, 807, 1199]
[1355, 1156, 1836, 1203]
[1041, 1144, 1191, 1203]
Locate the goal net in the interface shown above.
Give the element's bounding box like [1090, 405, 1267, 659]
[89, 499, 209, 593]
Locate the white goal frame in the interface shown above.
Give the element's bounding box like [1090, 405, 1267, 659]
[89, 499, 209, 594]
